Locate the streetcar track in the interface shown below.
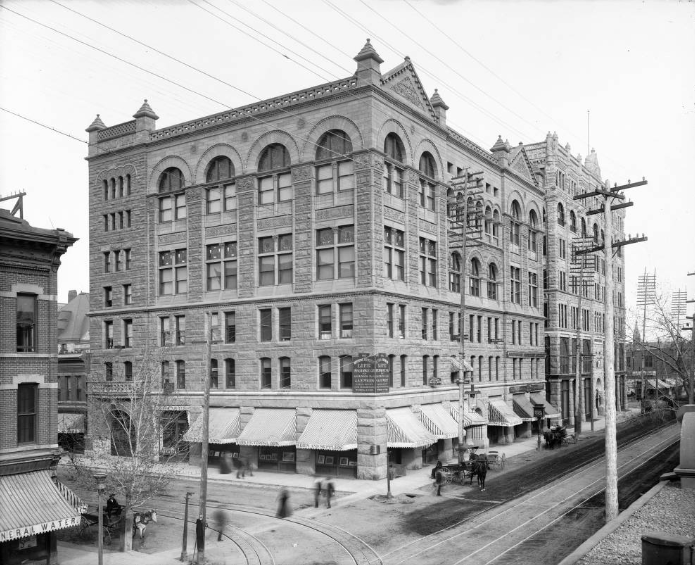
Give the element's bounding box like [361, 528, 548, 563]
[380, 421, 677, 565]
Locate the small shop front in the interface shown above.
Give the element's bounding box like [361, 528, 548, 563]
[418, 403, 461, 464]
[183, 407, 240, 468]
[237, 408, 297, 474]
[0, 470, 85, 565]
[487, 397, 523, 444]
[529, 392, 561, 430]
[386, 407, 438, 473]
[297, 410, 359, 478]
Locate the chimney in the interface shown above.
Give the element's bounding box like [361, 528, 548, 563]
[354, 39, 383, 86]
[430, 89, 449, 127]
[133, 99, 159, 143]
[68, 290, 77, 303]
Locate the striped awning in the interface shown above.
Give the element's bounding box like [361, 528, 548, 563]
[419, 404, 460, 438]
[58, 413, 85, 433]
[296, 410, 357, 451]
[512, 394, 536, 422]
[237, 409, 296, 447]
[529, 392, 561, 418]
[183, 408, 239, 444]
[449, 404, 488, 428]
[450, 357, 474, 373]
[387, 408, 437, 448]
[645, 378, 677, 389]
[0, 471, 86, 541]
[488, 398, 524, 427]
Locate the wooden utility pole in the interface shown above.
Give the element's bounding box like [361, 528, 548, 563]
[196, 313, 213, 564]
[687, 271, 695, 404]
[574, 177, 647, 523]
[637, 271, 656, 409]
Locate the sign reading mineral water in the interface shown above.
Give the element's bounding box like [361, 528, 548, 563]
[353, 353, 390, 393]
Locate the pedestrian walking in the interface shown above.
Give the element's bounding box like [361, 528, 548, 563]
[435, 469, 444, 496]
[324, 476, 335, 509]
[313, 477, 322, 508]
[235, 456, 246, 479]
[244, 456, 254, 476]
[431, 460, 442, 479]
[211, 509, 227, 541]
[276, 488, 292, 518]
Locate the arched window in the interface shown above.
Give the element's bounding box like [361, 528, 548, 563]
[158, 167, 184, 193]
[258, 144, 291, 204]
[118, 176, 124, 198]
[383, 133, 405, 198]
[279, 357, 291, 389]
[528, 209, 538, 252]
[225, 358, 235, 388]
[510, 201, 521, 245]
[384, 133, 404, 162]
[103, 179, 109, 201]
[418, 152, 437, 210]
[492, 209, 500, 242]
[418, 152, 436, 178]
[447, 188, 456, 219]
[469, 258, 481, 297]
[258, 143, 290, 172]
[487, 263, 498, 300]
[449, 253, 461, 293]
[206, 156, 236, 214]
[126, 174, 131, 195]
[581, 217, 587, 237]
[600, 229, 605, 245]
[593, 223, 599, 243]
[316, 129, 353, 160]
[484, 206, 492, 240]
[316, 130, 354, 195]
[557, 203, 565, 226]
[570, 211, 577, 233]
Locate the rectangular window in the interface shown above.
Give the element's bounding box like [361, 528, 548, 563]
[159, 196, 172, 222]
[340, 356, 353, 388]
[206, 242, 238, 291]
[123, 284, 132, 305]
[114, 249, 122, 272]
[511, 320, 516, 345]
[260, 357, 273, 389]
[175, 315, 185, 345]
[469, 315, 474, 342]
[432, 309, 438, 340]
[280, 358, 291, 389]
[400, 355, 407, 387]
[279, 307, 291, 341]
[206, 187, 221, 214]
[260, 309, 272, 342]
[119, 211, 124, 229]
[339, 303, 353, 338]
[124, 249, 132, 270]
[104, 214, 109, 232]
[449, 311, 455, 341]
[422, 308, 428, 340]
[105, 320, 114, 349]
[225, 312, 236, 343]
[225, 358, 235, 388]
[559, 238, 566, 259]
[316, 161, 355, 194]
[175, 194, 186, 219]
[17, 383, 37, 444]
[528, 272, 538, 307]
[398, 304, 406, 339]
[387, 303, 394, 338]
[104, 252, 111, 273]
[159, 249, 187, 295]
[124, 362, 132, 382]
[319, 356, 332, 388]
[259, 234, 293, 286]
[422, 355, 429, 385]
[126, 210, 131, 227]
[383, 163, 404, 198]
[383, 226, 405, 281]
[510, 266, 521, 304]
[210, 359, 219, 389]
[104, 287, 113, 308]
[419, 237, 437, 287]
[477, 315, 482, 343]
[316, 226, 354, 280]
[123, 319, 133, 348]
[177, 360, 186, 389]
[319, 305, 332, 339]
[160, 317, 170, 346]
[105, 362, 113, 381]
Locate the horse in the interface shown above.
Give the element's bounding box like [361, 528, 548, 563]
[469, 459, 489, 491]
[132, 510, 157, 540]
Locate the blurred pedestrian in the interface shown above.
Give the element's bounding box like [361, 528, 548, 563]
[434, 468, 444, 496]
[324, 477, 335, 509]
[244, 456, 254, 476]
[313, 477, 322, 508]
[211, 509, 227, 541]
[431, 460, 442, 480]
[235, 456, 246, 479]
[276, 488, 292, 518]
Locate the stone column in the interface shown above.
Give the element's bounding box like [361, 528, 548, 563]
[357, 405, 387, 480]
[295, 407, 314, 476]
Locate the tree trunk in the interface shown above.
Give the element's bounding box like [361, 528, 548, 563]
[121, 497, 133, 552]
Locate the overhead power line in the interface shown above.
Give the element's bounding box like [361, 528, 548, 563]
[0, 106, 87, 144]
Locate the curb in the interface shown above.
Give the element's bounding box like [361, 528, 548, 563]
[557, 480, 668, 565]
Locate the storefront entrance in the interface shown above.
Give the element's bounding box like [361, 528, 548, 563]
[258, 446, 296, 473]
[315, 449, 357, 478]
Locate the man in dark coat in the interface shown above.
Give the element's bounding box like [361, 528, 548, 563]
[435, 469, 444, 496]
[313, 477, 322, 508]
[324, 477, 335, 508]
[106, 494, 120, 517]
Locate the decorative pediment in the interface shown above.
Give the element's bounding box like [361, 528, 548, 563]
[381, 59, 437, 121]
[509, 146, 537, 185]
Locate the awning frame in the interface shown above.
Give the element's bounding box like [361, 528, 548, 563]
[488, 398, 524, 427]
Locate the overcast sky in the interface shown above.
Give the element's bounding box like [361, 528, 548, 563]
[1, 0, 693, 324]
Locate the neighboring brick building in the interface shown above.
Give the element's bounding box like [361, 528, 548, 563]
[85, 41, 564, 481]
[57, 291, 90, 453]
[0, 202, 82, 564]
[524, 135, 628, 426]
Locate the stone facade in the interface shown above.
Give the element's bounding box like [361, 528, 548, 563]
[84, 42, 600, 480]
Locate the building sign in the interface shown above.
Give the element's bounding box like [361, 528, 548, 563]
[0, 515, 82, 542]
[353, 353, 390, 393]
[533, 406, 545, 420]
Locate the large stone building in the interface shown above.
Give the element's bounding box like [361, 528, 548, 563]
[0, 202, 82, 564]
[84, 41, 578, 480]
[524, 136, 628, 426]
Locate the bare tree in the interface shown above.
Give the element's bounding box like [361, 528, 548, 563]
[64, 347, 189, 551]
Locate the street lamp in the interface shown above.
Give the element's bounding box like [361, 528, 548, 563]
[93, 472, 107, 565]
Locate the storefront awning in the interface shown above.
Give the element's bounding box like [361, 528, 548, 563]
[512, 394, 536, 422]
[237, 409, 296, 447]
[296, 410, 357, 451]
[449, 404, 488, 427]
[183, 408, 239, 444]
[0, 471, 86, 542]
[450, 357, 474, 373]
[529, 392, 561, 419]
[419, 404, 461, 438]
[488, 398, 523, 427]
[645, 378, 677, 389]
[58, 413, 85, 434]
[387, 408, 438, 448]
